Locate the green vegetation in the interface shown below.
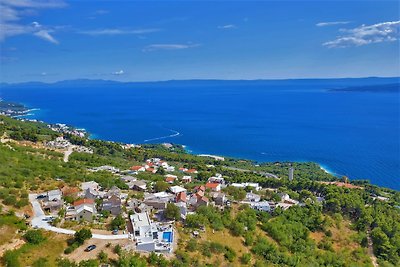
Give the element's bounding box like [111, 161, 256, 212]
[0, 115, 399, 266]
[23, 230, 46, 244]
[164, 203, 181, 221]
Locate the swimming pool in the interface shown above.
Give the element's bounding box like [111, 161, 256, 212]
[162, 231, 173, 243]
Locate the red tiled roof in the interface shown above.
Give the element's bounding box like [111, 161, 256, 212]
[73, 198, 94, 206]
[165, 177, 175, 182]
[146, 168, 155, 172]
[199, 196, 209, 203]
[176, 192, 187, 202]
[196, 191, 205, 198]
[205, 182, 220, 188]
[186, 169, 197, 173]
[194, 185, 205, 192]
[130, 166, 143, 171]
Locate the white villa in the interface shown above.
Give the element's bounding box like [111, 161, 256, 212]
[130, 212, 173, 253]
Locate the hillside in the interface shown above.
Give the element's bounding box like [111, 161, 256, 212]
[0, 115, 399, 267]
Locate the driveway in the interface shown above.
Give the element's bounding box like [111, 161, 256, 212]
[29, 194, 129, 240]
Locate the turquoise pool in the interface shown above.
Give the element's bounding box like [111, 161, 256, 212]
[162, 231, 173, 243]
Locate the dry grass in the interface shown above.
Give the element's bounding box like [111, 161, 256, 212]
[63, 238, 130, 263]
[18, 232, 67, 267]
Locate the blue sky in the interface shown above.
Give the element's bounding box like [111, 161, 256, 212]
[0, 0, 399, 83]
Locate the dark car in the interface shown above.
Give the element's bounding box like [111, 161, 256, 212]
[36, 195, 46, 199]
[84, 245, 96, 252]
[112, 229, 119, 235]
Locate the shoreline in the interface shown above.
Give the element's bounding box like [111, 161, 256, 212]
[4, 100, 395, 190]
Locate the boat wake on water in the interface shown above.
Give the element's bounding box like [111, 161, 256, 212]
[143, 129, 181, 143]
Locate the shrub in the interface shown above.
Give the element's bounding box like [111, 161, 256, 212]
[241, 253, 252, 264]
[24, 230, 46, 244]
[32, 257, 48, 267]
[224, 246, 236, 262]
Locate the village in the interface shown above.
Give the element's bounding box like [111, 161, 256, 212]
[29, 155, 306, 256]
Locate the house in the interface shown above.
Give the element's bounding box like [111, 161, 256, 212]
[250, 201, 271, 212]
[131, 180, 147, 191]
[106, 186, 121, 198]
[175, 202, 187, 219]
[280, 193, 299, 205]
[181, 176, 192, 183]
[130, 166, 145, 172]
[84, 188, 100, 199]
[196, 196, 209, 207]
[143, 192, 173, 210]
[194, 185, 205, 192]
[127, 199, 152, 213]
[81, 181, 100, 191]
[169, 186, 187, 195]
[176, 192, 187, 203]
[275, 203, 294, 211]
[245, 192, 261, 202]
[186, 169, 198, 174]
[208, 174, 225, 184]
[91, 165, 120, 173]
[205, 183, 221, 192]
[146, 167, 157, 174]
[179, 167, 188, 172]
[43, 200, 63, 213]
[231, 182, 261, 191]
[188, 193, 209, 209]
[102, 195, 122, 215]
[46, 189, 62, 201]
[210, 192, 226, 206]
[165, 175, 177, 184]
[120, 175, 137, 183]
[130, 212, 173, 252]
[66, 199, 96, 222]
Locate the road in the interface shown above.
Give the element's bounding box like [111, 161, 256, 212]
[29, 194, 129, 240]
[367, 228, 379, 267]
[63, 145, 74, 162]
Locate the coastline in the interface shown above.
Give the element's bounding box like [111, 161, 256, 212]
[3, 99, 398, 190]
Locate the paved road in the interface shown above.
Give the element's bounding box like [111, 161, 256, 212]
[29, 194, 129, 240]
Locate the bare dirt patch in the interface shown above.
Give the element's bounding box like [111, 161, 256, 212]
[63, 238, 131, 263]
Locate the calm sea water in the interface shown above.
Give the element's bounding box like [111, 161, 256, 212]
[2, 80, 399, 190]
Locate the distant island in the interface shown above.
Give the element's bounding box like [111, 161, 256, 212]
[329, 83, 400, 93]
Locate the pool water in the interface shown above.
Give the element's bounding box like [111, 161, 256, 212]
[163, 231, 173, 243]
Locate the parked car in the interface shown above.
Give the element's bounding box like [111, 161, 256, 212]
[85, 245, 96, 252]
[36, 195, 46, 199]
[112, 229, 119, 235]
[42, 216, 54, 222]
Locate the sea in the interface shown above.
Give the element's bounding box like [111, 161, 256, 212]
[1, 79, 399, 190]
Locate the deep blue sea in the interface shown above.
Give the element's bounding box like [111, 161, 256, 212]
[1, 79, 399, 190]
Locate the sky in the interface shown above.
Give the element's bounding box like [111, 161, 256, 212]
[0, 0, 399, 83]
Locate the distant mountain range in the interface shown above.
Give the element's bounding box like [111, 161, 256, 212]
[1, 77, 399, 89]
[329, 83, 400, 93]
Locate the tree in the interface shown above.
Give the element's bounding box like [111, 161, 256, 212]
[154, 181, 169, 192]
[97, 251, 108, 263]
[164, 203, 180, 221]
[74, 228, 92, 245]
[111, 215, 125, 230]
[24, 230, 45, 244]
